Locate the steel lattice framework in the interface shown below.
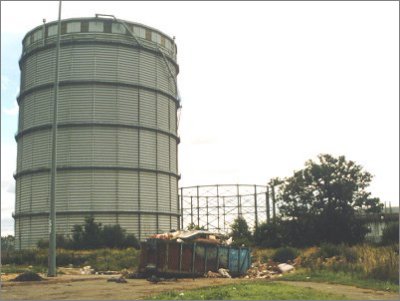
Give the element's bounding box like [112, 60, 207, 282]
[179, 184, 278, 234]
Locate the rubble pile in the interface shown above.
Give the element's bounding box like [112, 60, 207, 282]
[80, 265, 94, 275]
[204, 271, 220, 278]
[148, 230, 233, 245]
[204, 268, 232, 279]
[244, 260, 294, 279]
[12, 271, 44, 282]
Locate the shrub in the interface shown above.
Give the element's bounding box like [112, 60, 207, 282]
[381, 222, 399, 245]
[87, 248, 140, 271]
[272, 247, 299, 263]
[37, 234, 73, 249]
[316, 243, 341, 258]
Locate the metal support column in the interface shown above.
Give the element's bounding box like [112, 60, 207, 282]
[216, 185, 220, 231]
[271, 185, 276, 222]
[48, 0, 62, 277]
[206, 196, 209, 230]
[180, 187, 184, 229]
[196, 186, 200, 227]
[254, 185, 258, 229]
[266, 186, 270, 223]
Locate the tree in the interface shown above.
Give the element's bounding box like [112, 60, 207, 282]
[277, 154, 382, 246]
[230, 216, 253, 246]
[254, 222, 283, 248]
[1, 235, 15, 252]
[101, 224, 127, 248]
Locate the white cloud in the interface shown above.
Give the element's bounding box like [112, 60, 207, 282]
[1, 74, 9, 91]
[2, 102, 19, 116]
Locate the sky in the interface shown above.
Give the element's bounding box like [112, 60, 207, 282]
[1, 1, 399, 236]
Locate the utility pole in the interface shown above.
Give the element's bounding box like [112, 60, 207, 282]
[48, 0, 62, 277]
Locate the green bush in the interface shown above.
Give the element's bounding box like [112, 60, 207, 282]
[37, 234, 73, 249]
[87, 248, 140, 271]
[381, 222, 399, 245]
[316, 243, 341, 258]
[272, 247, 299, 263]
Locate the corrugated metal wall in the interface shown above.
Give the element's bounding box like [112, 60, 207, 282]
[14, 17, 180, 249]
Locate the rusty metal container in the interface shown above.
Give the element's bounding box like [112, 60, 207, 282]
[139, 239, 251, 277]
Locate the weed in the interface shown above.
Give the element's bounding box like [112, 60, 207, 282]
[272, 247, 299, 263]
[151, 281, 347, 300]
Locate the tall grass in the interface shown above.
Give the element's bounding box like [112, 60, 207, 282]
[298, 244, 399, 284]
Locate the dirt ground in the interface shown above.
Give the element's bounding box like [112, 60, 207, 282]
[1, 274, 399, 300]
[1, 275, 243, 300]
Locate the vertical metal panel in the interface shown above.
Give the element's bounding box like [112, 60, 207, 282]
[70, 45, 95, 80]
[158, 174, 170, 210]
[117, 86, 139, 125]
[58, 85, 93, 123]
[19, 175, 32, 212]
[157, 133, 169, 171]
[118, 171, 139, 211]
[22, 55, 37, 90]
[93, 86, 117, 122]
[158, 215, 172, 231]
[170, 177, 178, 211]
[139, 51, 156, 88]
[58, 46, 72, 81]
[21, 94, 35, 129]
[118, 128, 139, 167]
[140, 172, 157, 211]
[139, 90, 156, 128]
[170, 137, 177, 174]
[118, 215, 139, 233]
[21, 134, 33, 170]
[140, 214, 156, 238]
[57, 127, 92, 165]
[33, 89, 52, 126]
[94, 47, 118, 81]
[62, 171, 92, 211]
[170, 101, 177, 133]
[92, 171, 117, 211]
[36, 48, 55, 85]
[32, 129, 50, 168]
[93, 127, 117, 166]
[139, 131, 156, 169]
[157, 95, 169, 132]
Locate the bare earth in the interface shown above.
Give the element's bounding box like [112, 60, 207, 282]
[1, 274, 399, 300]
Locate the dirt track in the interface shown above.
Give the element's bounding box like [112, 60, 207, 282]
[1, 276, 243, 300]
[1, 275, 399, 300]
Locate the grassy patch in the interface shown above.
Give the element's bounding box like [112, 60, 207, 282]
[1, 248, 140, 272]
[282, 268, 399, 293]
[1, 264, 47, 274]
[150, 281, 347, 300]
